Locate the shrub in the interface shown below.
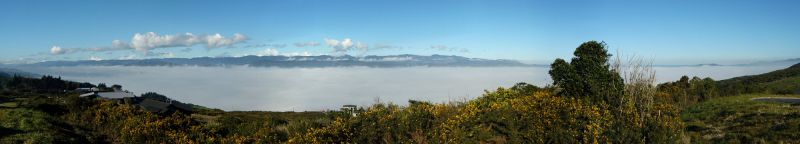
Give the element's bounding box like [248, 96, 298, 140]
[549, 41, 625, 106]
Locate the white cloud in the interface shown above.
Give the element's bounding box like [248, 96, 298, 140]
[144, 51, 176, 58]
[49, 32, 249, 55]
[233, 33, 248, 42]
[242, 43, 287, 48]
[285, 51, 315, 56]
[130, 32, 248, 51]
[89, 56, 103, 61]
[50, 46, 65, 55]
[325, 38, 373, 53]
[324, 38, 339, 47]
[294, 41, 321, 47]
[256, 48, 280, 56]
[340, 39, 353, 49]
[247, 48, 315, 57]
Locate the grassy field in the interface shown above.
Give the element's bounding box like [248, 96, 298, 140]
[764, 75, 800, 94]
[0, 108, 92, 143]
[682, 94, 800, 143]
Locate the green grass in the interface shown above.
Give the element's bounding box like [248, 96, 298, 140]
[682, 94, 800, 143]
[763, 75, 800, 94]
[0, 108, 80, 143]
[0, 102, 17, 108]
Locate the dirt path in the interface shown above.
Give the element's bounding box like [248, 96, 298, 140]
[751, 97, 800, 104]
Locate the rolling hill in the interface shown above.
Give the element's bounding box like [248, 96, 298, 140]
[716, 63, 800, 96]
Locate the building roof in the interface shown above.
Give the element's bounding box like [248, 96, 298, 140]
[80, 91, 136, 99]
[96, 92, 135, 99]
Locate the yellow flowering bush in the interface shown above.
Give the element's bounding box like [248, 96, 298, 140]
[291, 87, 674, 143]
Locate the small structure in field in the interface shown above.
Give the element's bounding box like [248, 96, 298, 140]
[341, 104, 358, 117]
[74, 87, 100, 93]
[79, 91, 137, 103]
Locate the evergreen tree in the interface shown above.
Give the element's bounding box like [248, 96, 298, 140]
[549, 41, 624, 105]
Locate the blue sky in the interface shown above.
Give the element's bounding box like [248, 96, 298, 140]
[0, 0, 798, 64]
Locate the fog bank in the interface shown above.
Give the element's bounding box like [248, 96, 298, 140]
[17, 65, 788, 111]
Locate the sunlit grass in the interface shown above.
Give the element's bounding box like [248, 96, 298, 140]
[682, 94, 800, 143]
[0, 102, 17, 108]
[0, 108, 59, 143]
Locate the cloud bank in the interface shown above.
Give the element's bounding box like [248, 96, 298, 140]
[324, 38, 370, 53]
[253, 48, 314, 57]
[50, 32, 249, 55]
[242, 43, 287, 49]
[322, 38, 404, 54]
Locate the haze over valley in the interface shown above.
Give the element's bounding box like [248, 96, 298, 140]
[13, 61, 792, 111]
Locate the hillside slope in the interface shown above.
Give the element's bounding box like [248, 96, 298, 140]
[716, 63, 800, 96]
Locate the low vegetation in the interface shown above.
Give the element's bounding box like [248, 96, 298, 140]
[682, 94, 800, 143]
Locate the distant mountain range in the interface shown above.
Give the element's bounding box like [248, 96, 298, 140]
[0, 67, 40, 77]
[733, 58, 800, 67]
[653, 58, 800, 67]
[11, 54, 541, 68]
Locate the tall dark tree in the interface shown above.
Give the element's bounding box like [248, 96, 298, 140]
[549, 59, 579, 97]
[549, 41, 624, 105]
[111, 84, 122, 91]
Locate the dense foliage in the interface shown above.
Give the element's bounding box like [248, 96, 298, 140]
[549, 41, 625, 106]
[293, 84, 684, 143]
[656, 76, 718, 107]
[4, 75, 93, 94]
